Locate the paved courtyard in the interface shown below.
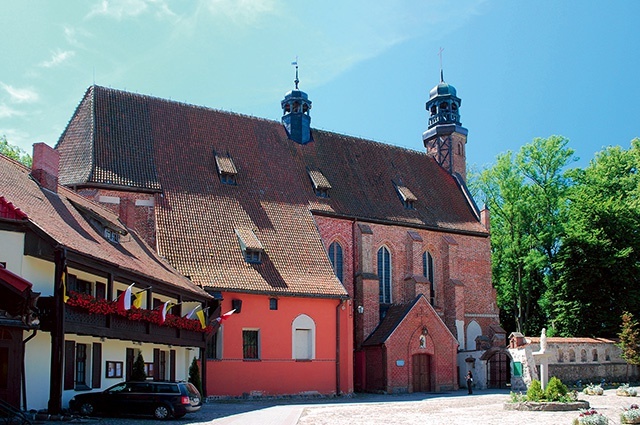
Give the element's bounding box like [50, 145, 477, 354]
[86, 389, 638, 425]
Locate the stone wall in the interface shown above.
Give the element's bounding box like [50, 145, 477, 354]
[509, 336, 640, 388]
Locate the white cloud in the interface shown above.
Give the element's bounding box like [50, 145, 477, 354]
[40, 49, 76, 68]
[87, 0, 176, 20]
[0, 83, 39, 103]
[0, 104, 22, 118]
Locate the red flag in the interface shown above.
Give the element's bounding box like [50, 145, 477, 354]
[116, 284, 135, 313]
[215, 309, 236, 323]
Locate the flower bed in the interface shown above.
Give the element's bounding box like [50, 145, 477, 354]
[621, 404, 640, 424]
[573, 408, 608, 425]
[66, 291, 213, 333]
[618, 384, 638, 397]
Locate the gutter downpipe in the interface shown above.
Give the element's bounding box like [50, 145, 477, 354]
[22, 329, 38, 410]
[336, 300, 341, 396]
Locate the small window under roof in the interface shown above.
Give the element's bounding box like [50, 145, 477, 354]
[215, 152, 238, 185]
[235, 228, 264, 263]
[308, 170, 332, 198]
[395, 184, 417, 210]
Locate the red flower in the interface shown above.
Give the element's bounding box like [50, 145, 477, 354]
[66, 292, 211, 333]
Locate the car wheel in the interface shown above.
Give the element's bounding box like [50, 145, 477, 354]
[79, 402, 95, 416]
[153, 404, 171, 420]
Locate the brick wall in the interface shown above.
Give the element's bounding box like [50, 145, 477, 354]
[76, 188, 158, 249]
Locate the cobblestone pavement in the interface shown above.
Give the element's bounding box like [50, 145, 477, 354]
[75, 389, 639, 425]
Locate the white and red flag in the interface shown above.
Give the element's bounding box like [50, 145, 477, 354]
[116, 283, 135, 313]
[215, 309, 236, 323]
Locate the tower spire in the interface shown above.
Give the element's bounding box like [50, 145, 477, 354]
[438, 47, 444, 82]
[292, 56, 299, 89]
[281, 57, 312, 144]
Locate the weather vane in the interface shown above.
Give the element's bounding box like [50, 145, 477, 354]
[438, 47, 444, 82]
[291, 56, 299, 89]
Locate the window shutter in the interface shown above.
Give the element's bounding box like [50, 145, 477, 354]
[92, 343, 102, 388]
[64, 341, 75, 390]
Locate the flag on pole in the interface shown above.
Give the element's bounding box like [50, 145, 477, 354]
[185, 305, 199, 319]
[132, 290, 144, 309]
[61, 269, 70, 303]
[215, 309, 236, 323]
[116, 283, 135, 313]
[196, 308, 207, 329]
[160, 301, 174, 324]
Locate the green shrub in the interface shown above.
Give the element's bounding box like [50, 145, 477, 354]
[131, 352, 147, 381]
[188, 357, 203, 395]
[546, 377, 569, 401]
[527, 379, 544, 402]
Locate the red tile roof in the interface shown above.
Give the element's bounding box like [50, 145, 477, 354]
[55, 85, 488, 298]
[0, 154, 208, 300]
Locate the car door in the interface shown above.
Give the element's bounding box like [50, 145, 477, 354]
[125, 382, 153, 415]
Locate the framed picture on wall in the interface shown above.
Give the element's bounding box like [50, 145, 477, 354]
[106, 361, 123, 378]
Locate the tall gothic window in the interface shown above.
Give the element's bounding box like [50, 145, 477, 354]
[378, 246, 392, 304]
[328, 242, 343, 283]
[422, 251, 435, 305]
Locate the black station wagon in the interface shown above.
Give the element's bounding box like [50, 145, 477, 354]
[69, 381, 202, 419]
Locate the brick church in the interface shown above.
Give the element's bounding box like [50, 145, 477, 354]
[54, 69, 503, 395]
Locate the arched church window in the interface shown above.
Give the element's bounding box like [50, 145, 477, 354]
[422, 251, 434, 305]
[293, 101, 300, 112]
[430, 105, 437, 115]
[452, 103, 458, 111]
[284, 103, 291, 113]
[440, 102, 448, 110]
[302, 103, 309, 113]
[377, 246, 392, 304]
[328, 241, 343, 283]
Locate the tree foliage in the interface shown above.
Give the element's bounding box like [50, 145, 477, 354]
[475, 136, 640, 338]
[552, 139, 640, 336]
[131, 352, 147, 381]
[474, 136, 575, 335]
[618, 311, 640, 366]
[188, 357, 203, 395]
[0, 135, 32, 167]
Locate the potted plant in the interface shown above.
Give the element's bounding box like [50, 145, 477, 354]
[621, 404, 640, 424]
[573, 408, 608, 425]
[583, 384, 604, 396]
[618, 384, 638, 397]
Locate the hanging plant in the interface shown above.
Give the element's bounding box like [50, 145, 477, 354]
[67, 291, 213, 333]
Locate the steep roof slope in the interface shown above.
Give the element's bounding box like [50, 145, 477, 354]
[56, 85, 488, 297]
[0, 153, 208, 299]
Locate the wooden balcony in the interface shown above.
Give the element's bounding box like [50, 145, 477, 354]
[64, 306, 206, 348]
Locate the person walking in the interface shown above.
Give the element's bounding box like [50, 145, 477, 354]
[466, 370, 473, 394]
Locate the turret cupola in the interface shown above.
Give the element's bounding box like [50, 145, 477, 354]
[281, 62, 312, 144]
[423, 69, 469, 181]
[426, 70, 462, 128]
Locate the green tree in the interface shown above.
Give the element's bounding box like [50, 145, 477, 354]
[552, 139, 640, 336]
[474, 136, 575, 335]
[618, 311, 640, 366]
[188, 357, 203, 395]
[0, 135, 32, 167]
[131, 352, 147, 381]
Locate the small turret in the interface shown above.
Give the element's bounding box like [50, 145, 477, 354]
[281, 62, 312, 144]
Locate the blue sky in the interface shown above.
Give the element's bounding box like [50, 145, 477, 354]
[2, 0, 639, 170]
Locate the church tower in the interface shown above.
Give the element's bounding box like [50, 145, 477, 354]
[281, 63, 312, 144]
[423, 71, 468, 181]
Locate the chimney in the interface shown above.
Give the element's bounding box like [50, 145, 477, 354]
[31, 143, 59, 193]
[480, 204, 490, 232]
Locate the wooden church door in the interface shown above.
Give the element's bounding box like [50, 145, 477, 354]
[412, 354, 431, 392]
